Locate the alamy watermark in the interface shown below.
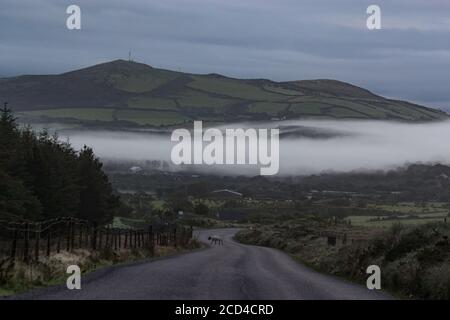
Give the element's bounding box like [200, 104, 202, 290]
[170, 121, 279, 176]
[66, 265, 81, 290]
[367, 5, 382, 30]
[366, 265, 381, 290]
[66, 5, 81, 30]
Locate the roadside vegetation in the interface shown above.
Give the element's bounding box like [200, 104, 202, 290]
[235, 218, 450, 299]
[0, 236, 201, 296]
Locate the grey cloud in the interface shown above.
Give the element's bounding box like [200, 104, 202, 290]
[0, 0, 449, 109]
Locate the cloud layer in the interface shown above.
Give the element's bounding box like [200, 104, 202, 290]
[60, 119, 450, 176]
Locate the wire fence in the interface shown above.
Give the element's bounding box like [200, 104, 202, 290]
[0, 217, 193, 263]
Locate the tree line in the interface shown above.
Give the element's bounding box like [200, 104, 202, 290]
[0, 103, 119, 223]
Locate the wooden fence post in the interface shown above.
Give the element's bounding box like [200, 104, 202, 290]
[35, 222, 41, 261]
[98, 228, 103, 249]
[70, 220, 75, 251]
[137, 230, 141, 248]
[66, 220, 71, 252]
[85, 225, 89, 248]
[57, 228, 61, 253]
[105, 226, 110, 248]
[10, 227, 18, 260]
[148, 226, 153, 247]
[180, 227, 185, 246]
[173, 228, 177, 248]
[23, 223, 29, 262]
[46, 230, 51, 257]
[92, 222, 98, 251]
[78, 225, 83, 248]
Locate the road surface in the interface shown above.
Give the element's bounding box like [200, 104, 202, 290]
[12, 228, 391, 300]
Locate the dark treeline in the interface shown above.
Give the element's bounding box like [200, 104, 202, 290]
[0, 104, 119, 223]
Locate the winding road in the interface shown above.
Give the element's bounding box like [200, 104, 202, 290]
[13, 229, 391, 300]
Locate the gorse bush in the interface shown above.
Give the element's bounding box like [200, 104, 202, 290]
[0, 105, 119, 223]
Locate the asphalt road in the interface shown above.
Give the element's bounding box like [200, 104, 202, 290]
[13, 228, 391, 300]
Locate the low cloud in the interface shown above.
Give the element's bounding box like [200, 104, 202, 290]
[59, 119, 450, 176]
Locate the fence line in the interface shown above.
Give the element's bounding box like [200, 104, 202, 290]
[0, 217, 193, 263]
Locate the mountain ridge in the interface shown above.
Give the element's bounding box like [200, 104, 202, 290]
[0, 59, 446, 127]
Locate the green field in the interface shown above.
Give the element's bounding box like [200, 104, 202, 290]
[151, 200, 166, 210]
[177, 92, 235, 111]
[347, 202, 449, 228]
[248, 102, 288, 115]
[127, 97, 178, 110]
[111, 216, 146, 229]
[19, 108, 115, 121]
[186, 76, 288, 101]
[116, 110, 190, 126]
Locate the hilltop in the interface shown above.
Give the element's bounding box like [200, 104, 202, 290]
[0, 60, 446, 127]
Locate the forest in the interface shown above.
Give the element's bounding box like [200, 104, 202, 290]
[0, 103, 120, 224]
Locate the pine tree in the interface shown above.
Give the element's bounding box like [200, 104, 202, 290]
[0, 102, 19, 170]
[77, 146, 118, 223]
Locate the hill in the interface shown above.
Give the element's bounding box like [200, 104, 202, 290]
[0, 60, 447, 127]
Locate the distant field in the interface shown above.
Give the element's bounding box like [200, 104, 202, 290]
[116, 110, 191, 126]
[19, 108, 115, 121]
[19, 107, 193, 127]
[151, 200, 166, 210]
[347, 215, 447, 228]
[127, 97, 178, 110]
[186, 76, 288, 101]
[177, 92, 234, 111]
[248, 102, 288, 115]
[112, 216, 146, 229]
[347, 202, 449, 228]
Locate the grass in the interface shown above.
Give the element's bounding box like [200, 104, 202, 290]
[151, 200, 167, 210]
[112, 69, 178, 93]
[186, 76, 288, 101]
[248, 102, 288, 115]
[115, 110, 190, 126]
[0, 287, 14, 296]
[19, 108, 115, 121]
[111, 216, 146, 229]
[262, 85, 304, 96]
[289, 102, 329, 115]
[368, 202, 448, 214]
[177, 93, 234, 111]
[191, 199, 225, 209]
[0, 238, 201, 296]
[346, 202, 449, 228]
[347, 215, 447, 228]
[127, 97, 178, 110]
[235, 218, 450, 299]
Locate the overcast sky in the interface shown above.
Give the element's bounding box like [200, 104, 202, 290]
[1, 0, 449, 110]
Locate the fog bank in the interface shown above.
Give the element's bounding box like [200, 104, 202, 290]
[60, 120, 450, 176]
